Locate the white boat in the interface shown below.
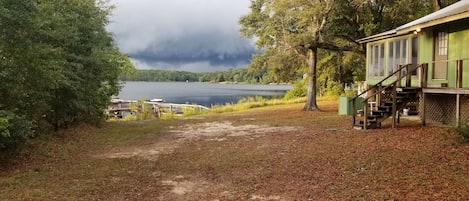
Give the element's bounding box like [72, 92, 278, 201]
[149, 98, 165, 103]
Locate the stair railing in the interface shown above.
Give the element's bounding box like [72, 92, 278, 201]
[352, 63, 428, 129]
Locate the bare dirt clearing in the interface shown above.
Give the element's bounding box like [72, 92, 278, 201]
[99, 121, 303, 161]
[1, 102, 469, 200]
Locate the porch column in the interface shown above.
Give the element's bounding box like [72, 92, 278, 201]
[420, 63, 428, 88]
[456, 60, 462, 127]
[421, 92, 426, 126]
[456, 93, 460, 127]
[392, 84, 397, 128]
[456, 60, 463, 88]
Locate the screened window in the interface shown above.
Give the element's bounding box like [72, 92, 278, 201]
[369, 43, 385, 77]
[388, 38, 408, 75]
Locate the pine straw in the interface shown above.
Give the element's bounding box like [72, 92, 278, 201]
[1, 101, 468, 200]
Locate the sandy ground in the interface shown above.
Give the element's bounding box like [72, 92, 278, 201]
[97, 119, 303, 200]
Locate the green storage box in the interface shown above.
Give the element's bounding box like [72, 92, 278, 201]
[338, 96, 364, 115]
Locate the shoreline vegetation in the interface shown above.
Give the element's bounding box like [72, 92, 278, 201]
[108, 96, 309, 121]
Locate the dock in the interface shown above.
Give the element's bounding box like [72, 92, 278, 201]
[106, 98, 209, 119]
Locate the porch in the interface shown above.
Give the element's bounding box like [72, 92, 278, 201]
[353, 59, 469, 129]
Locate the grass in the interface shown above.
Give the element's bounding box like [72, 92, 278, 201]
[1, 100, 469, 200]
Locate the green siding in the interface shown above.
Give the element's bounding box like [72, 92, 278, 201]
[366, 19, 469, 88]
[449, 25, 469, 88]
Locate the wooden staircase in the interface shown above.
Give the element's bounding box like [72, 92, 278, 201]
[353, 87, 421, 129]
[352, 63, 428, 129]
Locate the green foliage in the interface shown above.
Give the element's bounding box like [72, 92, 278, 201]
[0, 111, 32, 150]
[239, 0, 457, 109]
[343, 89, 356, 97]
[137, 102, 155, 121]
[239, 0, 365, 110]
[0, 0, 135, 148]
[238, 96, 268, 107]
[210, 96, 305, 114]
[284, 80, 307, 100]
[325, 82, 345, 98]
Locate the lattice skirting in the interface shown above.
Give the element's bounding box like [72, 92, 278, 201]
[421, 93, 469, 126]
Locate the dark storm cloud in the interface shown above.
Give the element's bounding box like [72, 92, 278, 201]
[107, 0, 257, 72]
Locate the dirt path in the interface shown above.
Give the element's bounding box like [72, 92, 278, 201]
[97, 119, 303, 200]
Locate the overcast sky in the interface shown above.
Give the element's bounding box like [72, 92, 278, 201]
[107, 0, 257, 72]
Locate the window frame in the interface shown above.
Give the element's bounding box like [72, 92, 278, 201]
[388, 37, 409, 75]
[368, 42, 385, 78]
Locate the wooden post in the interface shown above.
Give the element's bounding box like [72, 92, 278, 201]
[377, 84, 381, 109]
[363, 99, 368, 130]
[397, 65, 402, 88]
[456, 60, 463, 88]
[456, 60, 463, 127]
[406, 64, 412, 87]
[421, 63, 428, 88]
[457, 93, 461, 127]
[422, 92, 426, 126]
[392, 84, 398, 128]
[352, 97, 356, 126]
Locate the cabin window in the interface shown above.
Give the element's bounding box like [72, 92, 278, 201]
[438, 32, 448, 56]
[369, 43, 384, 77]
[388, 38, 408, 75]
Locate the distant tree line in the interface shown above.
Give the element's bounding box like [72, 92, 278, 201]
[0, 0, 134, 150]
[120, 68, 302, 84]
[120, 69, 199, 82]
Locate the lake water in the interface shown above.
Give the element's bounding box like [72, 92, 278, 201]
[117, 82, 292, 107]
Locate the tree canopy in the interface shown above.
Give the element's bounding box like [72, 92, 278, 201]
[0, 0, 134, 149]
[239, 0, 459, 111]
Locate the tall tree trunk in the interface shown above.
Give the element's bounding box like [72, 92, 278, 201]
[304, 47, 320, 111]
[433, 0, 442, 11]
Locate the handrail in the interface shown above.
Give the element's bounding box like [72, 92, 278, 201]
[352, 63, 415, 103]
[352, 62, 428, 128]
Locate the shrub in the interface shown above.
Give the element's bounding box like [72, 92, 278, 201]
[284, 80, 307, 100]
[0, 110, 33, 150]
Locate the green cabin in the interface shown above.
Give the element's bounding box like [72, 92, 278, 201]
[353, 0, 469, 129]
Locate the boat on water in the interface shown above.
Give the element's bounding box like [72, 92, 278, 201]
[149, 98, 165, 103]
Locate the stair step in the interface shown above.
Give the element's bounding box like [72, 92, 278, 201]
[352, 86, 421, 130]
[367, 114, 384, 119]
[395, 96, 409, 100]
[359, 120, 377, 124]
[378, 106, 392, 111]
[397, 91, 417, 95]
[397, 87, 421, 92]
[371, 110, 390, 115]
[356, 121, 379, 129]
[383, 102, 393, 107]
[353, 124, 364, 130]
[355, 120, 380, 129]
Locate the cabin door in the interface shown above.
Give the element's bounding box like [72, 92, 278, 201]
[433, 31, 448, 80]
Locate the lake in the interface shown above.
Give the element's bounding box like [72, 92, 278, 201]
[117, 82, 292, 107]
